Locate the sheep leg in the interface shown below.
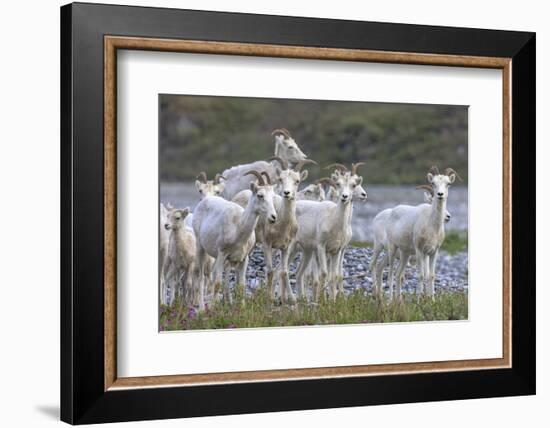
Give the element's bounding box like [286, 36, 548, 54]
[370, 244, 382, 292]
[211, 253, 225, 303]
[296, 250, 313, 301]
[315, 248, 330, 300]
[184, 263, 195, 306]
[335, 249, 345, 296]
[374, 252, 387, 297]
[327, 251, 343, 298]
[394, 251, 409, 300]
[427, 251, 438, 299]
[415, 249, 425, 296]
[161, 257, 173, 306]
[423, 255, 430, 296]
[221, 266, 233, 306]
[195, 246, 207, 311]
[236, 256, 248, 306]
[279, 247, 296, 303]
[387, 246, 397, 298]
[262, 244, 275, 299]
[160, 263, 166, 306]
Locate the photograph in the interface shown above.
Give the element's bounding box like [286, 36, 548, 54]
[158, 94, 468, 331]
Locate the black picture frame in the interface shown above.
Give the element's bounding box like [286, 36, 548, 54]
[61, 2, 535, 424]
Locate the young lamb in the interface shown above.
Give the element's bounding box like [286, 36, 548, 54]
[162, 208, 197, 306]
[370, 167, 459, 299]
[293, 171, 358, 301]
[193, 170, 277, 310]
[184, 172, 227, 229]
[221, 129, 308, 200]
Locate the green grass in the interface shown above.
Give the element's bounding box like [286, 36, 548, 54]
[440, 231, 468, 255]
[160, 288, 468, 331]
[351, 232, 468, 256]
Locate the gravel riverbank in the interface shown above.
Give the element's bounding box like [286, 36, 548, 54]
[228, 245, 468, 297]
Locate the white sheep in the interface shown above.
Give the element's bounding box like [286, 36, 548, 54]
[159, 203, 170, 305]
[162, 207, 197, 306]
[370, 167, 459, 299]
[293, 172, 358, 301]
[323, 163, 367, 295]
[193, 170, 278, 310]
[296, 180, 326, 201]
[221, 129, 308, 200]
[184, 172, 227, 229]
[233, 157, 317, 302]
[324, 163, 368, 203]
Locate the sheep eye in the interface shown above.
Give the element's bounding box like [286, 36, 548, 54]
[258, 194, 264, 199]
[295, 181, 300, 185]
[199, 189, 203, 194]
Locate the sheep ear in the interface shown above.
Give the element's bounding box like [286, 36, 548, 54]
[300, 170, 309, 181]
[424, 192, 432, 203]
[448, 173, 456, 184]
[195, 180, 202, 191]
[427, 173, 434, 183]
[180, 208, 190, 219]
[250, 181, 259, 193]
[356, 176, 363, 186]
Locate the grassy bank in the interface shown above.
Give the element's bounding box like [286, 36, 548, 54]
[350, 230, 468, 256]
[160, 288, 468, 331]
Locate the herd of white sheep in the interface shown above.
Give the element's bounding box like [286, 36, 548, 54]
[160, 128, 460, 310]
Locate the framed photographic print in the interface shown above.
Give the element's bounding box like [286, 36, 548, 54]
[60, 2, 535, 424]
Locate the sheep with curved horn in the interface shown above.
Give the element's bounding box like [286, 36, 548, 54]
[370, 167, 458, 300]
[324, 163, 368, 203]
[417, 185, 452, 223]
[292, 171, 358, 301]
[193, 169, 277, 310]
[324, 163, 348, 172]
[320, 162, 368, 294]
[232, 160, 318, 302]
[221, 129, 308, 200]
[444, 168, 463, 181]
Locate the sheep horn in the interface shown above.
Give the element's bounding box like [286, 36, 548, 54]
[444, 168, 463, 181]
[315, 177, 338, 189]
[196, 172, 207, 183]
[244, 170, 265, 186]
[324, 163, 348, 172]
[267, 156, 288, 170]
[416, 184, 434, 196]
[271, 128, 291, 138]
[260, 171, 272, 185]
[351, 162, 365, 176]
[295, 159, 318, 172]
[214, 173, 226, 184]
[428, 166, 440, 176]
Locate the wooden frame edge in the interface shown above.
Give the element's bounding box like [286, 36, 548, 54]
[103, 35, 512, 391]
[104, 36, 117, 390]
